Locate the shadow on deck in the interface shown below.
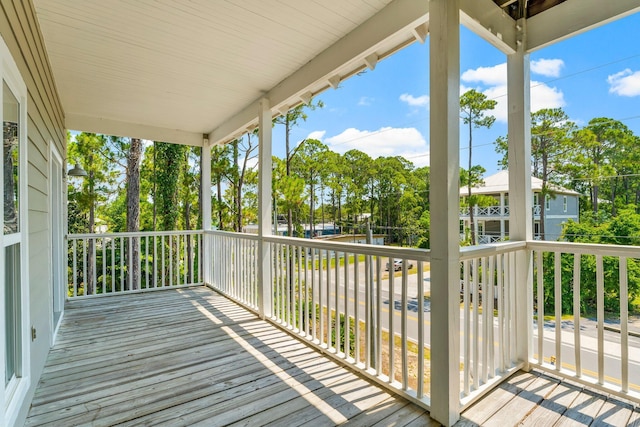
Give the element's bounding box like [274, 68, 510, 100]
[26, 287, 639, 426]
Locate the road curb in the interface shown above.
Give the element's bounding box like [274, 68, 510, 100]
[603, 324, 640, 338]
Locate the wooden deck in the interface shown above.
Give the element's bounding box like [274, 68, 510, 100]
[26, 287, 639, 426]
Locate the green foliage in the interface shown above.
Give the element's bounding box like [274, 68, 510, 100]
[155, 142, 186, 230]
[550, 208, 640, 314]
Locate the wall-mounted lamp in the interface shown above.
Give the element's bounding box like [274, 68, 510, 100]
[67, 163, 87, 177]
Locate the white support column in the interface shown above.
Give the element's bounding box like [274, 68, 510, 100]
[201, 140, 212, 284]
[258, 98, 273, 319]
[507, 19, 533, 369]
[429, 0, 460, 425]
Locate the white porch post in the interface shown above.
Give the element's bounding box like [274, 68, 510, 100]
[201, 140, 212, 284]
[429, 0, 461, 425]
[258, 98, 273, 319]
[507, 19, 533, 369]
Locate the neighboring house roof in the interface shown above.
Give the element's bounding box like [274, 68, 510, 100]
[460, 170, 580, 196]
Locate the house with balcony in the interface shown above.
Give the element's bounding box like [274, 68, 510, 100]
[2, 1, 640, 426]
[460, 170, 580, 243]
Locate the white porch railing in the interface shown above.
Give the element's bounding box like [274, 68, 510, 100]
[66, 230, 640, 414]
[458, 242, 525, 404]
[67, 231, 202, 298]
[203, 231, 525, 411]
[528, 241, 640, 403]
[203, 230, 260, 310]
[206, 231, 433, 404]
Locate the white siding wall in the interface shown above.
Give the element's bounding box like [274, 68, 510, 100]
[0, 0, 66, 425]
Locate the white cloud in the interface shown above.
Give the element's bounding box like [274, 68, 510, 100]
[400, 93, 430, 108]
[358, 96, 374, 106]
[531, 80, 566, 112]
[608, 69, 640, 97]
[461, 62, 565, 122]
[531, 58, 564, 77]
[461, 63, 507, 86]
[306, 130, 326, 141]
[322, 127, 429, 167]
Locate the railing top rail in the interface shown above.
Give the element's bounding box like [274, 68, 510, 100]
[204, 229, 260, 241]
[68, 230, 203, 239]
[265, 234, 431, 261]
[459, 241, 527, 260]
[527, 240, 640, 257]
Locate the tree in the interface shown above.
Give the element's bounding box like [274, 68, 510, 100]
[570, 118, 634, 215]
[460, 89, 496, 245]
[325, 151, 346, 234]
[210, 144, 232, 230]
[126, 138, 142, 289]
[530, 108, 575, 239]
[291, 138, 328, 237]
[343, 149, 373, 234]
[275, 100, 323, 237]
[155, 142, 185, 231]
[227, 132, 258, 232]
[68, 132, 117, 294]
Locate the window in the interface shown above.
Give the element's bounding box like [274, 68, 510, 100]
[1, 36, 29, 419]
[563, 196, 568, 213]
[533, 193, 539, 206]
[545, 195, 550, 211]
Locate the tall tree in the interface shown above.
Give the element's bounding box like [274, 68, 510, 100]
[126, 138, 142, 289]
[460, 89, 496, 245]
[571, 118, 633, 215]
[155, 142, 185, 231]
[227, 132, 258, 232]
[530, 108, 575, 239]
[343, 149, 373, 234]
[292, 138, 328, 237]
[275, 100, 323, 237]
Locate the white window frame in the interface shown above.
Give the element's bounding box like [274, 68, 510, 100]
[545, 194, 550, 211]
[563, 195, 568, 213]
[0, 37, 30, 427]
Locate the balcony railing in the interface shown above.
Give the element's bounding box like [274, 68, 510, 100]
[529, 240, 640, 402]
[67, 230, 640, 417]
[460, 205, 544, 217]
[67, 231, 202, 297]
[460, 205, 510, 217]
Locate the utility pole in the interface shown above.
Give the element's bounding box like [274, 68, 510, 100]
[365, 218, 376, 369]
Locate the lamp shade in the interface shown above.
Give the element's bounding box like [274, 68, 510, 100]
[67, 163, 88, 177]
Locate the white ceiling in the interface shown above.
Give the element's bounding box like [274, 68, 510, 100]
[33, 0, 640, 146]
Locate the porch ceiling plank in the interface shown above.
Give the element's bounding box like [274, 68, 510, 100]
[32, 0, 398, 142]
[460, 0, 518, 54]
[208, 0, 430, 145]
[526, 0, 640, 51]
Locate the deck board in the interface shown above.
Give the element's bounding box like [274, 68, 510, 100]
[26, 287, 636, 427]
[26, 288, 437, 427]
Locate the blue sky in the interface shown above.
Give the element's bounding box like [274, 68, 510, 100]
[272, 12, 640, 177]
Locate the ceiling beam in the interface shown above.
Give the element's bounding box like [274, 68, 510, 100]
[66, 113, 204, 146]
[527, 0, 640, 51]
[208, 0, 430, 145]
[460, 0, 518, 54]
